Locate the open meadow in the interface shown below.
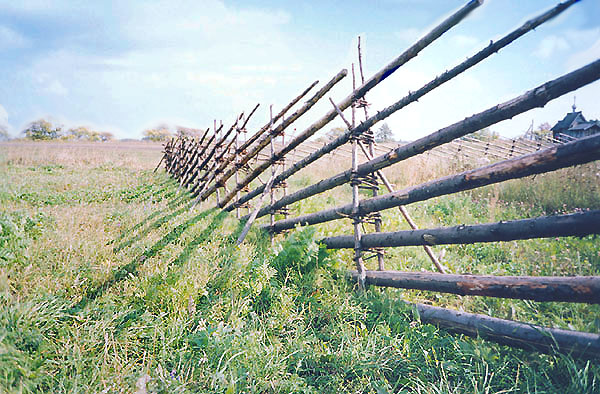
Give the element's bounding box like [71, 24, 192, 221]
[1, 140, 599, 393]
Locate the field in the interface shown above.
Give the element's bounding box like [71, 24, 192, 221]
[1, 140, 599, 393]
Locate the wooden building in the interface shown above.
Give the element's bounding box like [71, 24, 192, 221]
[552, 104, 600, 142]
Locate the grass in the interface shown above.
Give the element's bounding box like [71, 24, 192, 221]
[0, 140, 599, 393]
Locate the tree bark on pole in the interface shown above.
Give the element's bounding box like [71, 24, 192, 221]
[357, 36, 386, 271]
[347, 270, 600, 303]
[350, 66, 367, 288]
[411, 302, 600, 358]
[322, 210, 600, 249]
[262, 60, 600, 232]
[227, 0, 575, 214]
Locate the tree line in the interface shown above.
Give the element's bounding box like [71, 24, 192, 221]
[2, 118, 553, 143]
[17, 119, 114, 141]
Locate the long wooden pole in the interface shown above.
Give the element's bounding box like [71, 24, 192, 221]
[412, 302, 600, 358]
[178, 127, 211, 182]
[261, 60, 600, 232]
[322, 210, 600, 249]
[348, 67, 367, 288]
[189, 116, 241, 194]
[348, 270, 600, 303]
[357, 36, 386, 272]
[227, 0, 574, 214]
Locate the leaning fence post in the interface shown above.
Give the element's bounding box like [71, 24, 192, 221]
[351, 107, 366, 289]
[236, 169, 279, 246]
[341, 67, 367, 288]
[235, 120, 241, 219]
[269, 105, 276, 245]
[357, 36, 385, 271]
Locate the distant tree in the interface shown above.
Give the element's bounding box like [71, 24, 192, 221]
[470, 127, 498, 141]
[326, 127, 347, 141]
[531, 122, 552, 141]
[176, 126, 202, 138]
[374, 123, 394, 143]
[143, 125, 172, 141]
[65, 126, 100, 141]
[537, 122, 552, 131]
[23, 119, 62, 140]
[64, 126, 114, 142]
[0, 125, 9, 141]
[99, 131, 114, 142]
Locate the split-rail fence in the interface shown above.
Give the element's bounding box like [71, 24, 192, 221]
[155, 0, 600, 358]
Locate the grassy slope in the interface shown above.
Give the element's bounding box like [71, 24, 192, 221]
[0, 141, 599, 393]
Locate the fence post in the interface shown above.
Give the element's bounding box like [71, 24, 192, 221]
[269, 105, 276, 245]
[357, 36, 385, 271]
[350, 72, 366, 288]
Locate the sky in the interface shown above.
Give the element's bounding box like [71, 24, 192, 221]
[0, 0, 598, 141]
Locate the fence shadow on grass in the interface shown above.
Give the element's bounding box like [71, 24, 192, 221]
[111, 178, 192, 245]
[113, 198, 195, 252]
[70, 207, 218, 313]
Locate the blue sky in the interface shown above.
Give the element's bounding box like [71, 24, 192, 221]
[0, 0, 598, 140]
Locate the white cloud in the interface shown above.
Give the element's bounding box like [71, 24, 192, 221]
[0, 25, 29, 49]
[394, 28, 422, 44]
[34, 73, 68, 96]
[534, 35, 570, 59]
[0, 104, 8, 126]
[0, 104, 11, 136]
[451, 34, 479, 48]
[566, 31, 600, 71]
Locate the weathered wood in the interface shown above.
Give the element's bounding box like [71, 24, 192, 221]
[411, 302, 600, 358]
[348, 270, 600, 303]
[357, 37, 386, 271]
[323, 210, 600, 249]
[178, 127, 212, 181]
[165, 137, 182, 173]
[228, 0, 575, 214]
[218, 1, 482, 209]
[175, 139, 198, 179]
[338, 73, 367, 288]
[196, 69, 348, 201]
[236, 169, 279, 246]
[189, 117, 241, 194]
[356, 140, 446, 274]
[263, 61, 600, 232]
[237, 81, 318, 159]
[196, 104, 261, 191]
[181, 125, 222, 187]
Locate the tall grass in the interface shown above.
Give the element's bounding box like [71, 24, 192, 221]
[0, 141, 598, 393]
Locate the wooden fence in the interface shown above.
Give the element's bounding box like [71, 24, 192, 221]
[156, 0, 600, 358]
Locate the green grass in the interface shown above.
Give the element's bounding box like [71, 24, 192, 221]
[0, 142, 599, 393]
